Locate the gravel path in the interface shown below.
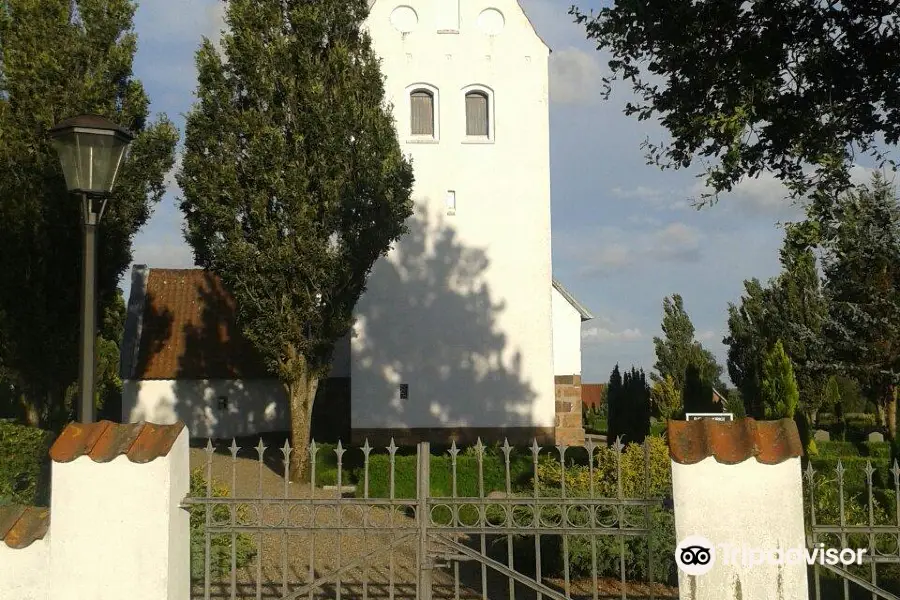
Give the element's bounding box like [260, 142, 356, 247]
[188, 446, 677, 600]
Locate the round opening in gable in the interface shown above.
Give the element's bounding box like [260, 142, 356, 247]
[477, 8, 505, 36]
[390, 5, 418, 33]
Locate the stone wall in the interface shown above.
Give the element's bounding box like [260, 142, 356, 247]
[554, 375, 586, 446]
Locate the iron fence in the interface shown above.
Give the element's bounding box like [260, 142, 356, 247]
[805, 458, 900, 600]
[181, 437, 674, 600]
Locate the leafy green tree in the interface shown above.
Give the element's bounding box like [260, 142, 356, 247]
[618, 367, 650, 445]
[770, 225, 828, 421]
[650, 374, 681, 421]
[179, 0, 414, 476]
[682, 364, 716, 415]
[724, 224, 829, 421]
[652, 294, 723, 393]
[823, 376, 842, 417]
[820, 173, 900, 439]
[0, 0, 177, 428]
[724, 279, 772, 418]
[571, 1, 900, 210]
[606, 365, 624, 446]
[724, 388, 746, 419]
[761, 341, 799, 420]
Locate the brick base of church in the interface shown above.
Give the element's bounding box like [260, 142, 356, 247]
[555, 375, 586, 446]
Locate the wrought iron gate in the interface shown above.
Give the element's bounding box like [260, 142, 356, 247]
[182, 437, 671, 600]
[805, 459, 900, 600]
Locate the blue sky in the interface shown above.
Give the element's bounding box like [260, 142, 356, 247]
[125, 0, 877, 386]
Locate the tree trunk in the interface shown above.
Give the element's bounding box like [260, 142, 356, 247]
[287, 370, 320, 483]
[886, 385, 897, 441]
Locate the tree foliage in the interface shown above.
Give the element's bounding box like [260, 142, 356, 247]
[724, 224, 828, 420]
[682, 364, 717, 415]
[571, 0, 900, 209]
[820, 173, 900, 438]
[607, 365, 650, 446]
[823, 376, 842, 415]
[650, 374, 680, 421]
[0, 0, 177, 428]
[651, 294, 723, 394]
[179, 0, 414, 476]
[761, 340, 799, 420]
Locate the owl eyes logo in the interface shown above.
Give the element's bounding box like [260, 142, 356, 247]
[675, 536, 716, 575]
[680, 545, 712, 565]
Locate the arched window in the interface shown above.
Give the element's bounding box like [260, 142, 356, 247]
[465, 91, 489, 137]
[410, 89, 435, 137]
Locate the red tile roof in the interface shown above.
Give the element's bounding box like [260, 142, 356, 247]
[0, 504, 49, 549]
[582, 383, 606, 409]
[134, 269, 270, 379]
[49, 421, 186, 464]
[668, 417, 803, 465]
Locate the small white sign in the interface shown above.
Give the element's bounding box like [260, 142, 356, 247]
[685, 413, 734, 422]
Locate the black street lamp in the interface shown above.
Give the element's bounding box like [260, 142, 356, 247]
[49, 115, 133, 424]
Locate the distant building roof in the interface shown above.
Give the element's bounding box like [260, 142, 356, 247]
[552, 278, 594, 321]
[120, 267, 270, 380]
[582, 383, 606, 408]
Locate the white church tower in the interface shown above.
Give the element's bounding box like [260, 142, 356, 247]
[350, 0, 556, 445]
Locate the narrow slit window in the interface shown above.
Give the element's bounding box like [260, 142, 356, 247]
[465, 91, 489, 137]
[410, 90, 435, 136]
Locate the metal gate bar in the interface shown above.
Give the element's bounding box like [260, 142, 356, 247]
[184, 436, 670, 600]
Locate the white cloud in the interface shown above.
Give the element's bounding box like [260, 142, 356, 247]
[626, 214, 662, 226]
[612, 185, 695, 212]
[689, 163, 891, 219]
[589, 242, 633, 272]
[549, 48, 605, 106]
[697, 330, 717, 342]
[582, 326, 644, 343]
[136, 0, 224, 44]
[206, 2, 228, 45]
[575, 221, 703, 275]
[648, 222, 701, 263]
[611, 185, 663, 200]
[164, 153, 183, 197]
[131, 240, 194, 268]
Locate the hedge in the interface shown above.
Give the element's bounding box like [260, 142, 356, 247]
[357, 453, 534, 499]
[810, 456, 894, 491]
[0, 420, 54, 506]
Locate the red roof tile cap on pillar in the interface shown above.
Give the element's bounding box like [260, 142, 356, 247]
[0, 504, 50, 549]
[668, 417, 804, 465]
[49, 420, 186, 464]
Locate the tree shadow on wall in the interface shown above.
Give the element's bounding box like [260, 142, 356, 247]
[352, 203, 540, 440]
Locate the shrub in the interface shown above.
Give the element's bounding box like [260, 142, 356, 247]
[531, 436, 675, 584]
[864, 441, 892, 460]
[189, 469, 256, 580]
[816, 441, 860, 457]
[0, 420, 54, 506]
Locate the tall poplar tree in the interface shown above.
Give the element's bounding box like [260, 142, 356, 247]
[0, 0, 177, 428]
[179, 0, 414, 476]
[652, 294, 723, 392]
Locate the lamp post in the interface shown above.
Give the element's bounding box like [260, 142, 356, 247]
[49, 115, 133, 424]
